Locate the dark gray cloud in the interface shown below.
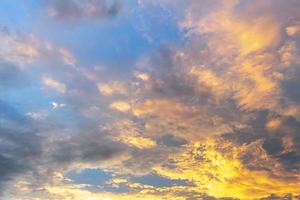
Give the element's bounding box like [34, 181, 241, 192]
[278, 151, 300, 171]
[0, 99, 129, 196]
[121, 147, 175, 175]
[156, 134, 187, 147]
[259, 193, 297, 200]
[281, 66, 300, 103]
[262, 138, 284, 156]
[49, 128, 127, 166]
[222, 110, 300, 174]
[0, 101, 42, 193]
[147, 46, 199, 99]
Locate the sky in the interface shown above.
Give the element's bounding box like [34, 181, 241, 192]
[1, 0, 300, 199]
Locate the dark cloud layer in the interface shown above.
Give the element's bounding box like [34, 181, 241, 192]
[49, 128, 128, 166]
[0, 101, 41, 193]
[0, 99, 129, 197]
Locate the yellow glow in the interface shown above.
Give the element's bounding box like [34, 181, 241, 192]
[45, 184, 187, 200]
[110, 101, 131, 112]
[233, 55, 279, 111]
[265, 118, 282, 131]
[217, 12, 279, 55]
[286, 25, 300, 36]
[189, 67, 230, 100]
[98, 82, 127, 96]
[236, 18, 278, 55]
[119, 135, 157, 149]
[154, 139, 300, 199]
[134, 72, 149, 81]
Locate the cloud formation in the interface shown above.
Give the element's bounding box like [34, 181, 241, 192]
[2, 0, 300, 199]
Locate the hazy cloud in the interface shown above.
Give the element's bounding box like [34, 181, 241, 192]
[45, 0, 122, 21]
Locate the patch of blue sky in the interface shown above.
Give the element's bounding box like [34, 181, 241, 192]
[0, 0, 39, 34]
[0, 81, 73, 126]
[0, 1, 25, 28]
[66, 168, 132, 193]
[131, 173, 190, 188]
[1, 86, 49, 114]
[66, 168, 112, 186]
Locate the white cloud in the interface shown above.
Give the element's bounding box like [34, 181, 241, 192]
[26, 112, 47, 120]
[51, 101, 66, 109]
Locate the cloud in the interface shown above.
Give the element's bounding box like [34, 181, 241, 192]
[97, 1, 300, 198]
[51, 101, 66, 109]
[156, 134, 187, 147]
[153, 137, 300, 199]
[0, 101, 42, 194]
[48, 130, 129, 168]
[0, 30, 131, 198]
[58, 48, 76, 66]
[134, 72, 149, 81]
[42, 76, 66, 94]
[120, 136, 157, 149]
[3, 0, 300, 199]
[45, 0, 122, 21]
[0, 100, 131, 198]
[286, 25, 300, 36]
[26, 112, 47, 120]
[0, 28, 40, 71]
[110, 101, 131, 112]
[98, 81, 127, 96]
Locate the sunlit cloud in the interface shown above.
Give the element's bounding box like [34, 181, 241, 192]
[98, 81, 127, 96]
[42, 76, 67, 94]
[110, 101, 131, 112]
